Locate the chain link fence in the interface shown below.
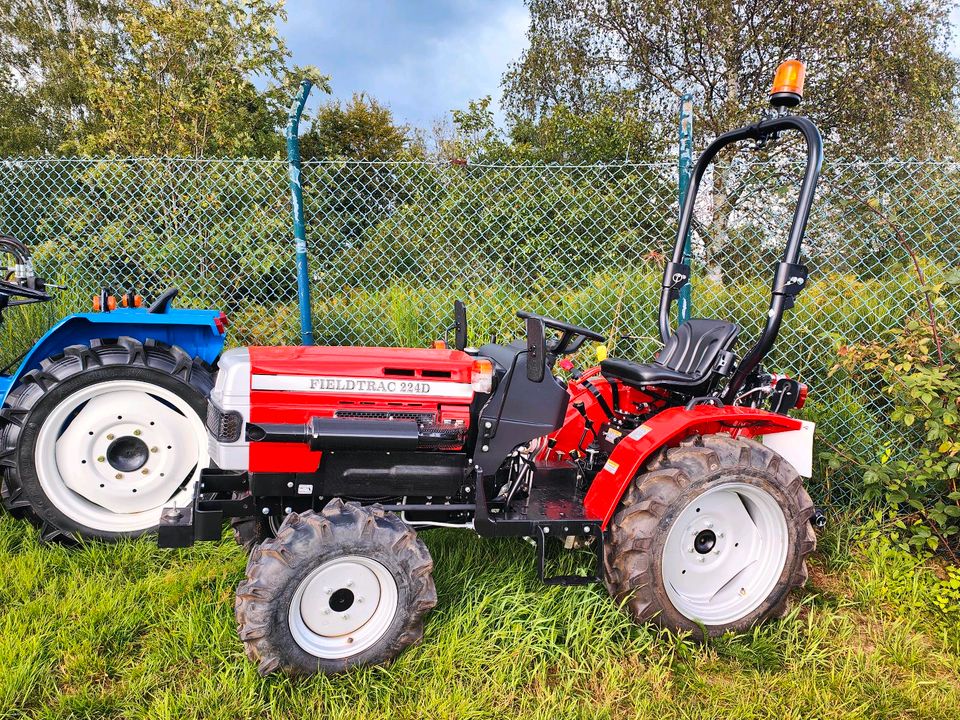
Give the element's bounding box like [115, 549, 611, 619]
[0, 155, 956, 504]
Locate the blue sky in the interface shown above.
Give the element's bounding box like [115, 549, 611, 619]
[279, 0, 529, 130]
[280, 1, 960, 132]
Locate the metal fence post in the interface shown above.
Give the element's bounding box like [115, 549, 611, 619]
[287, 80, 314, 345]
[677, 93, 694, 324]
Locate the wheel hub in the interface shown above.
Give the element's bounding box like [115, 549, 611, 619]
[290, 555, 399, 659]
[105, 435, 149, 472]
[694, 528, 717, 554]
[661, 482, 789, 626]
[37, 383, 205, 524]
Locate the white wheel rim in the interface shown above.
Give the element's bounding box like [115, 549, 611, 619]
[289, 555, 399, 659]
[34, 379, 206, 533]
[662, 481, 789, 626]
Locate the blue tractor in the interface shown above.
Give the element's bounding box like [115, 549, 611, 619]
[0, 235, 227, 541]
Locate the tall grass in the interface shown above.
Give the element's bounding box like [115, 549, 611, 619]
[0, 514, 957, 720]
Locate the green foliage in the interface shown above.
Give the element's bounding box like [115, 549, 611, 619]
[0, 0, 328, 157]
[507, 102, 658, 164]
[436, 96, 508, 162]
[0, 0, 123, 155]
[505, 0, 960, 159]
[437, 96, 658, 165]
[832, 275, 960, 554]
[300, 93, 416, 161]
[933, 565, 960, 618]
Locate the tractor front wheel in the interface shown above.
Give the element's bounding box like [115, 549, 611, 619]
[604, 433, 815, 637]
[235, 499, 437, 676]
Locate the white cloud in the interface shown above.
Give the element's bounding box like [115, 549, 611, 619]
[279, 0, 530, 130]
[368, 2, 529, 127]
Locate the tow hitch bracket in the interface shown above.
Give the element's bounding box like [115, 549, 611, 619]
[534, 523, 604, 586]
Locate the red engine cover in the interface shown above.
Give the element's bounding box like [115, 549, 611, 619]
[247, 346, 476, 472]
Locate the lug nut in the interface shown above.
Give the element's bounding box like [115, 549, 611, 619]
[97, 456, 105, 463]
[141, 469, 149, 475]
[284, 507, 292, 514]
[115, 473, 123, 479]
[346, 580, 354, 587]
[106, 434, 115, 441]
[342, 613, 350, 620]
[150, 446, 159, 453]
[133, 430, 141, 436]
[261, 507, 270, 515]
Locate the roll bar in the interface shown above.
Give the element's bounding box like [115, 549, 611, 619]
[655, 114, 823, 401]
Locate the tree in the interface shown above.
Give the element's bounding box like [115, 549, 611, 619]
[298, 94, 419, 252]
[0, 0, 123, 154]
[432, 95, 657, 164]
[507, 101, 657, 163]
[504, 0, 959, 159]
[76, 0, 328, 156]
[504, 0, 960, 283]
[0, 0, 328, 156]
[299, 93, 414, 161]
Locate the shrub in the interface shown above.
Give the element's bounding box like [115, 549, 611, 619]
[832, 271, 960, 555]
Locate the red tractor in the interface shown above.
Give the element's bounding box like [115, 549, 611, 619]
[160, 61, 823, 676]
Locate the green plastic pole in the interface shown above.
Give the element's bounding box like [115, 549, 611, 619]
[677, 93, 694, 324]
[287, 80, 314, 345]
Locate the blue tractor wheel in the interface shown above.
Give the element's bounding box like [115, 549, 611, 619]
[0, 336, 214, 542]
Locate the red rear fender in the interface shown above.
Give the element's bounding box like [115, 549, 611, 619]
[582, 405, 803, 528]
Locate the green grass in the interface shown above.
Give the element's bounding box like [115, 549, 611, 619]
[1, 514, 958, 720]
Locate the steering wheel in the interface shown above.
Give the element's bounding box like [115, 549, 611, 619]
[0, 279, 50, 303]
[516, 311, 606, 355]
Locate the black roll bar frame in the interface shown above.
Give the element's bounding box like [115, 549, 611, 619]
[655, 114, 823, 401]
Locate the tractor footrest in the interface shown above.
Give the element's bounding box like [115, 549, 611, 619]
[157, 500, 228, 547]
[534, 523, 604, 586]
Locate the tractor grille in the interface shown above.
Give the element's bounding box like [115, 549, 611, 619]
[334, 410, 437, 425]
[206, 402, 243, 443]
[416, 423, 468, 450]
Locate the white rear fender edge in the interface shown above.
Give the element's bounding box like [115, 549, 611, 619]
[762, 420, 815, 478]
[209, 347, 251, 471]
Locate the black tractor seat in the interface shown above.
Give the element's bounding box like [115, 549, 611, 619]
[601, 319, 739, 390]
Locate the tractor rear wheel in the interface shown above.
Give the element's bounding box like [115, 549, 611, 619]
[235, 499, 437, 676]
[604, 433, 815, 637]
[0, 337, 213, 542]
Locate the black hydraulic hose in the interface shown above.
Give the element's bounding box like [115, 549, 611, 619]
[0, 235, 30, 266]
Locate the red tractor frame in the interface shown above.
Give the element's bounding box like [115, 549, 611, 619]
[160, 61, 824, 676]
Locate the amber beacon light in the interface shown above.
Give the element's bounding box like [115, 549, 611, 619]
[769, 59, 805, 107]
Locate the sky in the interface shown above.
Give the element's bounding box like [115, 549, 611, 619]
[281, 1, 960, 133]
[278, 0, 530, 131]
